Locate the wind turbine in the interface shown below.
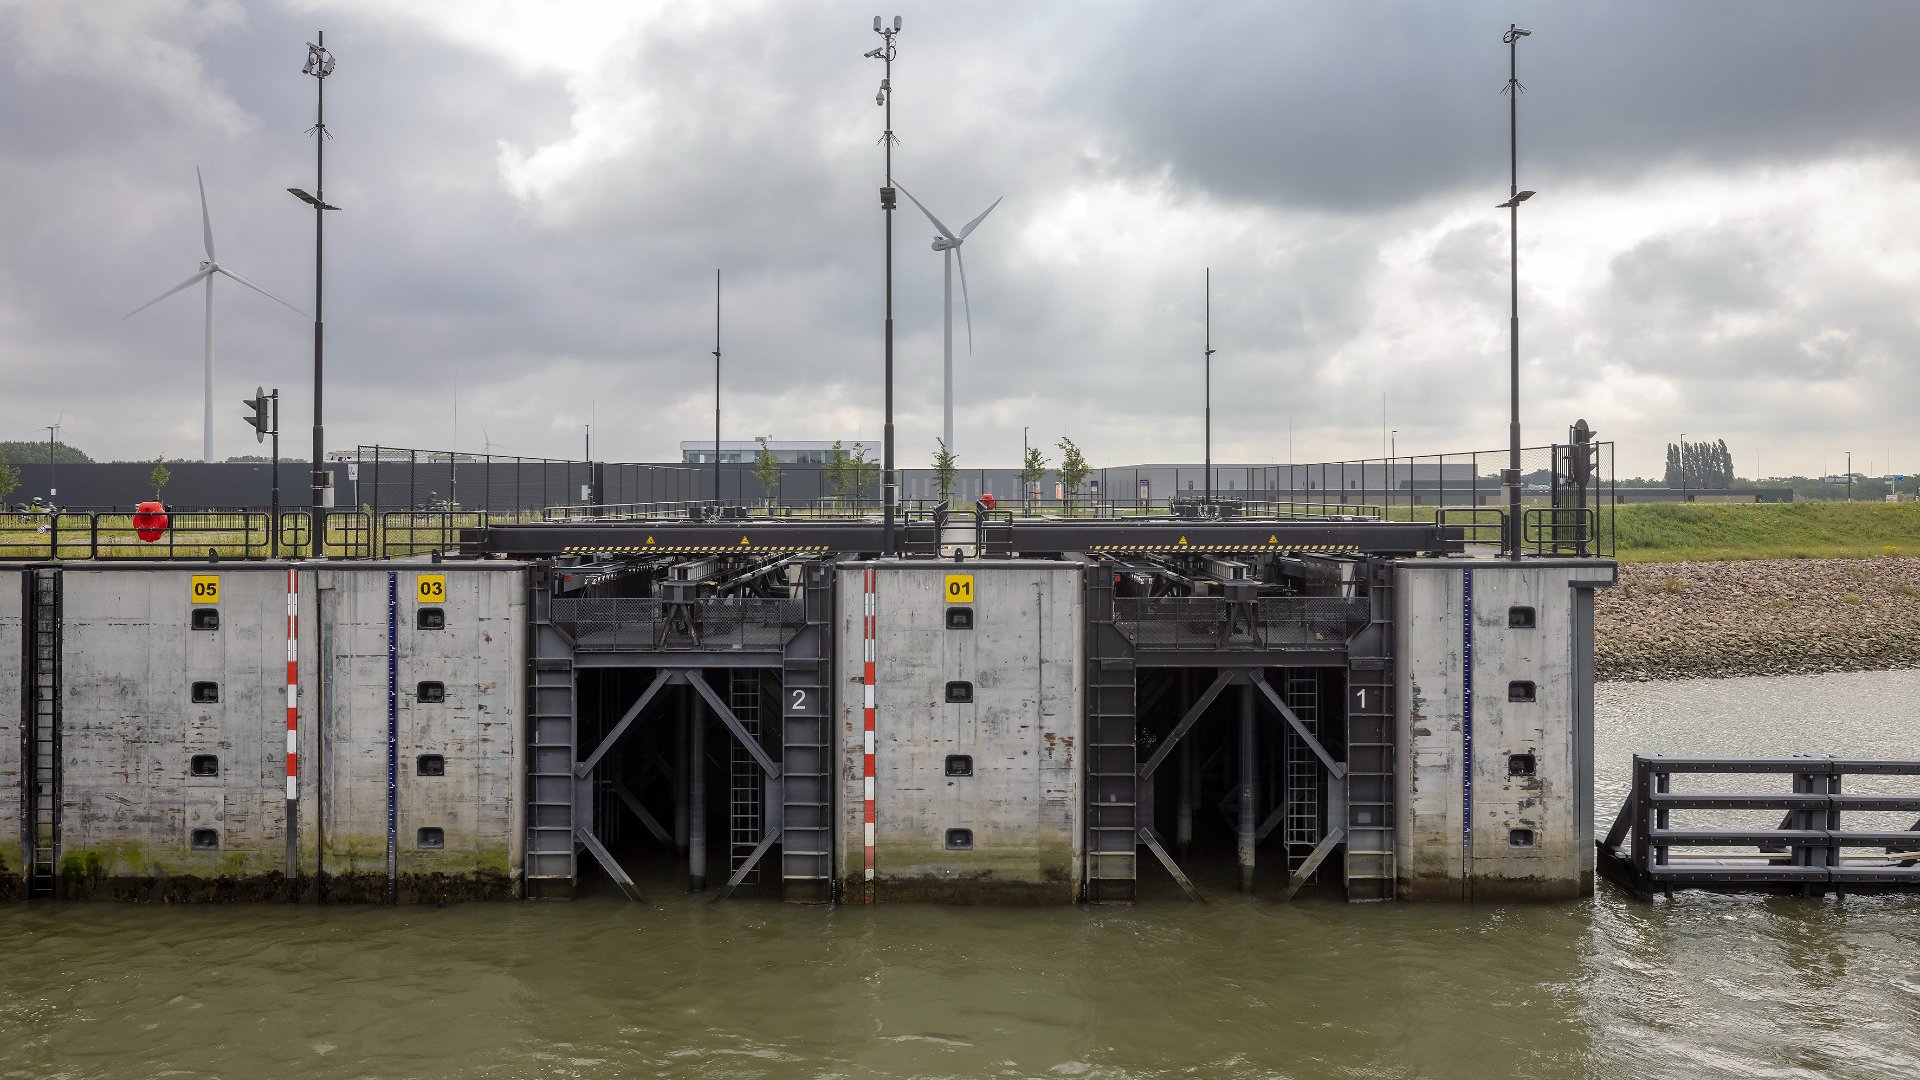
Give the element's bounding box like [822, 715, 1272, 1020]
[895, 183, 1002, 460]
[124, 167, 305, 463]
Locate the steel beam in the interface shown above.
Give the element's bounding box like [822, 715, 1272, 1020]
[687, 670, 781, 776]
[615, 780, 672, 848]
[574, 670, 671, 779]
[1284, 826, 1346, 901]
[1251, 674, 1346, 779]
[1138, 827, 1205, 902]
[713, 826, 783, 901]
[1238, 682, 1256, 893]
[577, 824, 643, 901]
[1137, 670, 1232, 780]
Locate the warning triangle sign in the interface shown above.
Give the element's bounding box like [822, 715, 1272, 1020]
[1176, 535, 1188, 547]
[1268, 534, 1278, 544]
[740, 536, 751, 545]
[645, 536, 656, 546]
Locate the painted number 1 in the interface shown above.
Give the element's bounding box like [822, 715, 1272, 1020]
[1355, 688, 1368, 710]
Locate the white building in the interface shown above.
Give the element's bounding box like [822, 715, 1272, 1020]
[680, 439, 879, 465]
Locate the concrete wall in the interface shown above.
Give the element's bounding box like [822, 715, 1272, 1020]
[57, 566, 296, 898]
[837, 560, 1084, 902]
[37, 562, 524, 902]
[0, 569, 22, 896]
[307, 566, 526, 902]
[1394, 560, 1612, 902]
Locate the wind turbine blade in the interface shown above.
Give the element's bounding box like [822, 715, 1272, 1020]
[893, 183, 955, 240]
[122, 267, 213, 319]
[215, 266, 307, 317]
[197, 166, 215, 262]
[955, 246, 974, 354]
[956, 196, 1003, 240]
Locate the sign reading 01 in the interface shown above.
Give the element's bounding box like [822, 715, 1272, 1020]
[943, 574, 974, 604]
[190, 575, 220, 604]
[416, 574, 447, 604]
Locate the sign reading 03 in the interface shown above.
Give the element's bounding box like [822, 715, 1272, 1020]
[190, 575, 220, 603]
[416, 574, 447, 604]
[943, 574, 974, 604]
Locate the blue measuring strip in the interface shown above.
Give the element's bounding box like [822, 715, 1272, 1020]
[386, 572, 398, 905]
[1461, 568, 1474, 868]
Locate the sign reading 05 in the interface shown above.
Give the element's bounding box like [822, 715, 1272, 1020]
[416, 574, 447, 604]
[190, 575, 220, 603]
[943, 574, 974, 604]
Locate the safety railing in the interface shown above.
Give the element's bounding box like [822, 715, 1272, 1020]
[1523, 506, 1595, 556]
[549, 596, 804, 652]
[0, 510, 281, 560]
[1598, 756, 1920, 896]
[1113, 595, 1370, 651]
[379, 512, 487, 558]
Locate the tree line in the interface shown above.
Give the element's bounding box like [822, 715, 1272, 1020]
[1664, 439, 1734, 489]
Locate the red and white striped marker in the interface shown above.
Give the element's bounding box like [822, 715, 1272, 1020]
[862, 566, 877, 904]
[285, 568, 299, 804]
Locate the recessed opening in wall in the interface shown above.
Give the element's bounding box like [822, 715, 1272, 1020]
[1508, 752, 1537, 777]
[945, 828, 973, 851]
[1508, 680, 1536, 703]
[945, 754, 973, 777]
[1509, 828, 1536, 848]
[417, 680, 446, 703]
[416, 754, 445, 777]
[417, 827, 445, 849]
[190, 681, 219, 704]
[417, 607, 446, 630]
[945, 680, 973, 703]
[190, 607, 220, 630]
[1508, 605, 1536, 629]
[190, 829, 218, 851]
[189, 754, 219, 777]
[946, 606, 974, 630]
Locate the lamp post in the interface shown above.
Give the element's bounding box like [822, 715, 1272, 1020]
[1680, 432, 1687, 503]
[868, 15, 902, 554]
[1204, 267, 1214, 513]
[1497, 23, 1533, 561]
[291, 33, 338, 556]
[713, 268, 722, 508]
[45, 422, 58, 503]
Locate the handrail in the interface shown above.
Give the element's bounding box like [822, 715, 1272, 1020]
[1599, 755, 1920, 896]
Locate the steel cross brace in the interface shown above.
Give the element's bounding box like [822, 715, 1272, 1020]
[1250, 673, 1347, 779]
[575, 669, 671, 779]
[686, 670, 782, 777]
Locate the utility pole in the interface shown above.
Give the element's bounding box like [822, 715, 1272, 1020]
[713, 268, 722, 507]
[45, 422, 58, 503]
[1204, 267, 1213, 512]
[292, 34, 339, 556]
[1498, 24, 1534, 561]
[869, 16, 902, 554]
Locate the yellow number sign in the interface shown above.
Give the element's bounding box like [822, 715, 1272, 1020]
[190, 575, 220, 604]
[944, 574, 974, 604]
[416, 574, 447, 603]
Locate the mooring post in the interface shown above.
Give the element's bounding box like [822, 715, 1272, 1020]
[1238, 677, 1256, 893]
[688, 688, 708, 892]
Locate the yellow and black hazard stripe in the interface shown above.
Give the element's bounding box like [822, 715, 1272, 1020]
[562, 544, 835, 555]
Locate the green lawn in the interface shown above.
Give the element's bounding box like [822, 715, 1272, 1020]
[1612, 501, 1920, 563]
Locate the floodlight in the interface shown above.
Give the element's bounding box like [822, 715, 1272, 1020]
[1503, 25, 1531, 42]
[302, 42, 335, 77]
[893, 16, 902, 30]
[1496, 189, 1535, 208]
[287, 187, 340, 211]
[874, 15, 882, 30]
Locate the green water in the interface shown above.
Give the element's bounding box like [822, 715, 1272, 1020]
[4, 670, 1918, 1079]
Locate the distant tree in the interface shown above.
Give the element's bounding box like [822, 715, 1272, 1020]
[849, 443, 878, 499]
[149, 456, 171, 501]
[0, 461, 19, 504]
[752, 437, 781, 506]
[1056, 436, 1090, 515]
[0, 440, 91, 465]
[1018, 445, 1048, 510]
[824, 440, 851, 499]
[931, 438, 957, 502]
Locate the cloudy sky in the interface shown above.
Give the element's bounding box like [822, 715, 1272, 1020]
[3, 1, 1917, 479]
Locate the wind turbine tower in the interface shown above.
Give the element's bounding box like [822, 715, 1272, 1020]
[897, 184, 1002, 460]
[124, 168, 305, 462]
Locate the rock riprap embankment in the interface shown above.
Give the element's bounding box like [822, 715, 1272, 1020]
[1595, 558, 1920, 681]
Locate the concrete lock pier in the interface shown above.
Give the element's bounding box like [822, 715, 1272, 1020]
[5, 498, 1619, 904]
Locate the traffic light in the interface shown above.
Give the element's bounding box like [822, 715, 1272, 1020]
[242, 387, 272, 443]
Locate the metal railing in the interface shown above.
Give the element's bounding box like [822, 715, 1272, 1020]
[1599, 756, 1920, 896]
[1113, 596, 1370, 651]
[549, 597, 804, 651]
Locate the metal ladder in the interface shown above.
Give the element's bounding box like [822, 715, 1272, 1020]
[525, 566, 579, 896]
[779, 561, 834, 902]
[726, 670, 762, 885]
[24, 568, 61, 899]
[1342, 564, 1397, 900]
[1283, 672, 1321, 873]
[1083, 561, 1139, 902]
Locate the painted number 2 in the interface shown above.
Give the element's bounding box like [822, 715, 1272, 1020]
[790, 689, 809, 712]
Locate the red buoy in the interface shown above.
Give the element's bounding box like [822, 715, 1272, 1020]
[133, 501, 170, 543]
[977, 492, 997, 511]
